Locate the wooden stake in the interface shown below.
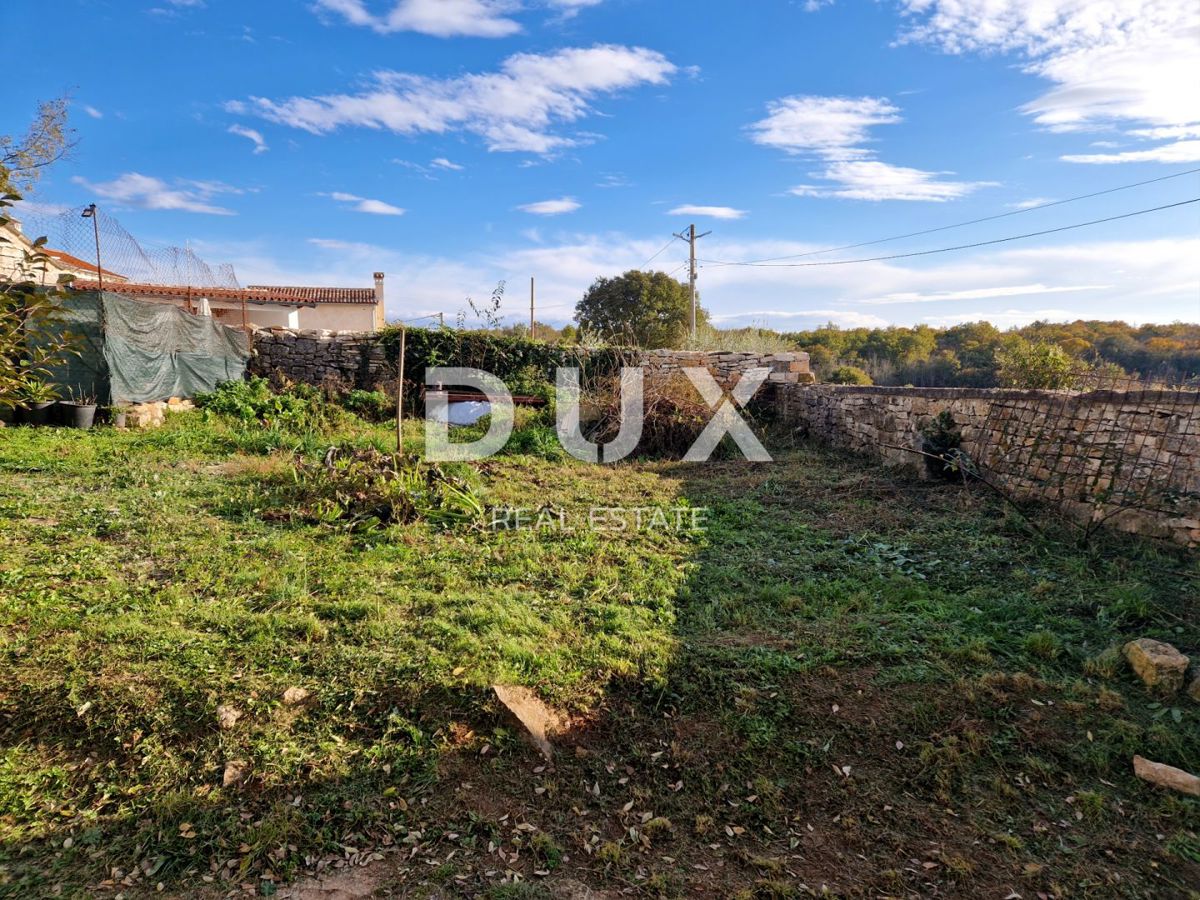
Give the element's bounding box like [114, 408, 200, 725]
[396, 326, 407, 457]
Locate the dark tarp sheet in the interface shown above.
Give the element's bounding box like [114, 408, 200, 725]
[41, 292, 108, 403]
[100, 292, 250, 404]
[45, 291, 250, 404]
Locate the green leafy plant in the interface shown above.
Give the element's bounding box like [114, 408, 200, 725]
[15, 376, 58, 404]
[281, 446, 485, 531]
[195, 377, 346, 433]
[0, 193, 78, 411]
[341, 389, 392, 422]
[920, 410, 972, 481]
[825, 365, 873, 385]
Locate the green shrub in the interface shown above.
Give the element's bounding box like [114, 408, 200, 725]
[282, 447, 484, 531]
[342, 389, 392, 422]
[195, 377, 347, 432]
[378, 326, 630, 385]
[825, 365, 873, 385]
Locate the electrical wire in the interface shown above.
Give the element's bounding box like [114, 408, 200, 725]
[699, 198, 1199, 268]
[640, 237, 678, 269]
[702, 166, 1200, 267]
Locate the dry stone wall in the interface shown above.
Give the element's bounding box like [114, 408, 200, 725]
[249, 329, 390, 387]
[775, 384, 1200, 548]
[247, 328, 812, 389]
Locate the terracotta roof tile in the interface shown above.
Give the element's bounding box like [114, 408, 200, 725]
[246, 285, 377, 303]
[44, 248, 127, 280]
[70, 281, 377, 305]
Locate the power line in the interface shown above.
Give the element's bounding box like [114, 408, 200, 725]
[640, 237, 677, 269]
[703, 166, 1200, 267]
[699, 198, 1199, 269]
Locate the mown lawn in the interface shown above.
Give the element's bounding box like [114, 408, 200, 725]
[0, 411, 1197, 898]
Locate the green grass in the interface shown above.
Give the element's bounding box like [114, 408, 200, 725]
[0, 411, 1197, 897]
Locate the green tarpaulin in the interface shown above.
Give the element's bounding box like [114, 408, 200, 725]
[47, 291, 250, 404]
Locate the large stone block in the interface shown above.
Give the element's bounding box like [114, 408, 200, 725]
[1124, 638, 1189, 695]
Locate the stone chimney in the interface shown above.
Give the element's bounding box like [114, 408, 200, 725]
[373, 272, 385, 307]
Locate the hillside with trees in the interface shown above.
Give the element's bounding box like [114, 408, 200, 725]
[785, 320, 1200, 387]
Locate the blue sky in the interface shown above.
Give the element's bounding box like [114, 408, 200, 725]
[5, 0, 1199, 329]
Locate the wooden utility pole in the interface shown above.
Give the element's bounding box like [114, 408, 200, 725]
[673, 223, 711, 339]
[395, 327, 407, 457]
[530, 277, 536, 340]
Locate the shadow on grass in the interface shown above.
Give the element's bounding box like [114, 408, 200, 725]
[2, 433, 1198, 897]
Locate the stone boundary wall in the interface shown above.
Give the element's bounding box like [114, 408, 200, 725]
[249, 329, 390, 388]
[247, 328, 813, 388]
[774, 384, 1200, 548]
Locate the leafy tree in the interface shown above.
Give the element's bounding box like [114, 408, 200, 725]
[825, 365, 873, 385]
[0, 98, 75, 196]
[0, 194, 78, 409]
[995, 337, 1079, 389]
[575, 269, 708, 348]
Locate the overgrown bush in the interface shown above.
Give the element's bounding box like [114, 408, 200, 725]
[825, 365, 873, 385]
[342, 388, 392, 422]
[280, 447, 484, 532]
[0, 193, 79, 411]
[195, 377, 351, 433]
[377, 326, 631, 386]
[588, 373, 739, 460]
[920, 410, 972, 481]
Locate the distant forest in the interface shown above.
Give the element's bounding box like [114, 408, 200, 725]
[781, 320, 1200, 388]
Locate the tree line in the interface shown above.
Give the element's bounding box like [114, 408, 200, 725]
[571, 270, 1199, 388]
[785, 319, 1200, 388]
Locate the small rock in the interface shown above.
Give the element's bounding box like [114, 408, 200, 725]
[1132, 755, 1200, 797]
[215, 704, 241, 731]
[1188, 669, 1200, 704]
[223, 759, 250, 788]
[282, 686, 310, 706]
[1123, 638, 1189, 695]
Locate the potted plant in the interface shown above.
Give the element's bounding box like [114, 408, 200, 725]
[14, 378, 59, 426]
[61, 389, 98, 430]
[107, 405, 129, 428]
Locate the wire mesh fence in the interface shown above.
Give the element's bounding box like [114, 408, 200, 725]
[969, 370, 1200, 540]
[15, 205, 240, 289]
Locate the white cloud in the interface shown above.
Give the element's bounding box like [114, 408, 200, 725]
[228, 124, 268, 154]
[307, 237, 384, 257]
[430, 157, 464, 170]
[230, 44, 676, 154]
[749, 95, 989, 201]
[312, 0, 521, 37]
[711, 309, 889, 327]
[1009, 197, 1052, 209]
[211, 230, 1198, 331]
[863, 283, 1107, 304]
[668, 205, 746, 220]
[921, 308, 1080, 327]
[790, 160, 992, 202]
[748, 95, 901, 158]
[897, 0, 1200, 163]
[1060, 140, 1200, 164]
[71, 172, 239, 215]
[518, 197, 580, 215]
[83, 105, 103, 120]
[323, 191, 406, 215]
[596, 172, 630, 188]
[148, 0, 205, 15]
